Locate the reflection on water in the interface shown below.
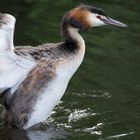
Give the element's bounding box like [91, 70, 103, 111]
[0, 127, 67, 140]
[27, 129, 67, 140]
[0, 0, 140, 140]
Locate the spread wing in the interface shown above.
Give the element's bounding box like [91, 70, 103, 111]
[5, 58, 56, 129]
[0, 13, 35, 94]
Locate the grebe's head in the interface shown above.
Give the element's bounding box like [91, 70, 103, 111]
[62, 4, 127, 31]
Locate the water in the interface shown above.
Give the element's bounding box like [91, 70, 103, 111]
[0, 0, 140, 139]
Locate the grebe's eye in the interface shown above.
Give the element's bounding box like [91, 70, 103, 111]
[96, 16, 101, 19]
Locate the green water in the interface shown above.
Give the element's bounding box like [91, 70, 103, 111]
[0, 0, 140, 140]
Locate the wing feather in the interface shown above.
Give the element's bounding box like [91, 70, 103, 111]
[0, 13, 35, 94]
[5, 58, 56, 128]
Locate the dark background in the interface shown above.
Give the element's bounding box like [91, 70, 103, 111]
[0, 0, 140, 140]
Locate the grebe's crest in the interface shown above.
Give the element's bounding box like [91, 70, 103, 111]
[78, 4, 107, 16]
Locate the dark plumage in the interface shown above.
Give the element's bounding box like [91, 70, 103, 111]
[79, 4, 107, 16]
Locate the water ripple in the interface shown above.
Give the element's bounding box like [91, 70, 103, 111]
[107, 132, 135, 139]
[68, 109, 96, 123]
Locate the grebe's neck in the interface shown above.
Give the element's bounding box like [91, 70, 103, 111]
[61, 24, 85, 52]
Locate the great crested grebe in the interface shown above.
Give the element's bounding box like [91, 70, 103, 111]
[0, 4, 127, 129]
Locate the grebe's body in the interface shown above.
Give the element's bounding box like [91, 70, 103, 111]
[0, 5, 127, 129]
[8, 36, 85, 129]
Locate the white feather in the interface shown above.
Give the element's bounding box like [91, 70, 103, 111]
[87, 13, 105, 27]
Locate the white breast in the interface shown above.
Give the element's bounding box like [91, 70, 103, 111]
[24, 52, 85, 129]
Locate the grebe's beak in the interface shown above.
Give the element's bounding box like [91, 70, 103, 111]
[101, 17, 127, 28]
